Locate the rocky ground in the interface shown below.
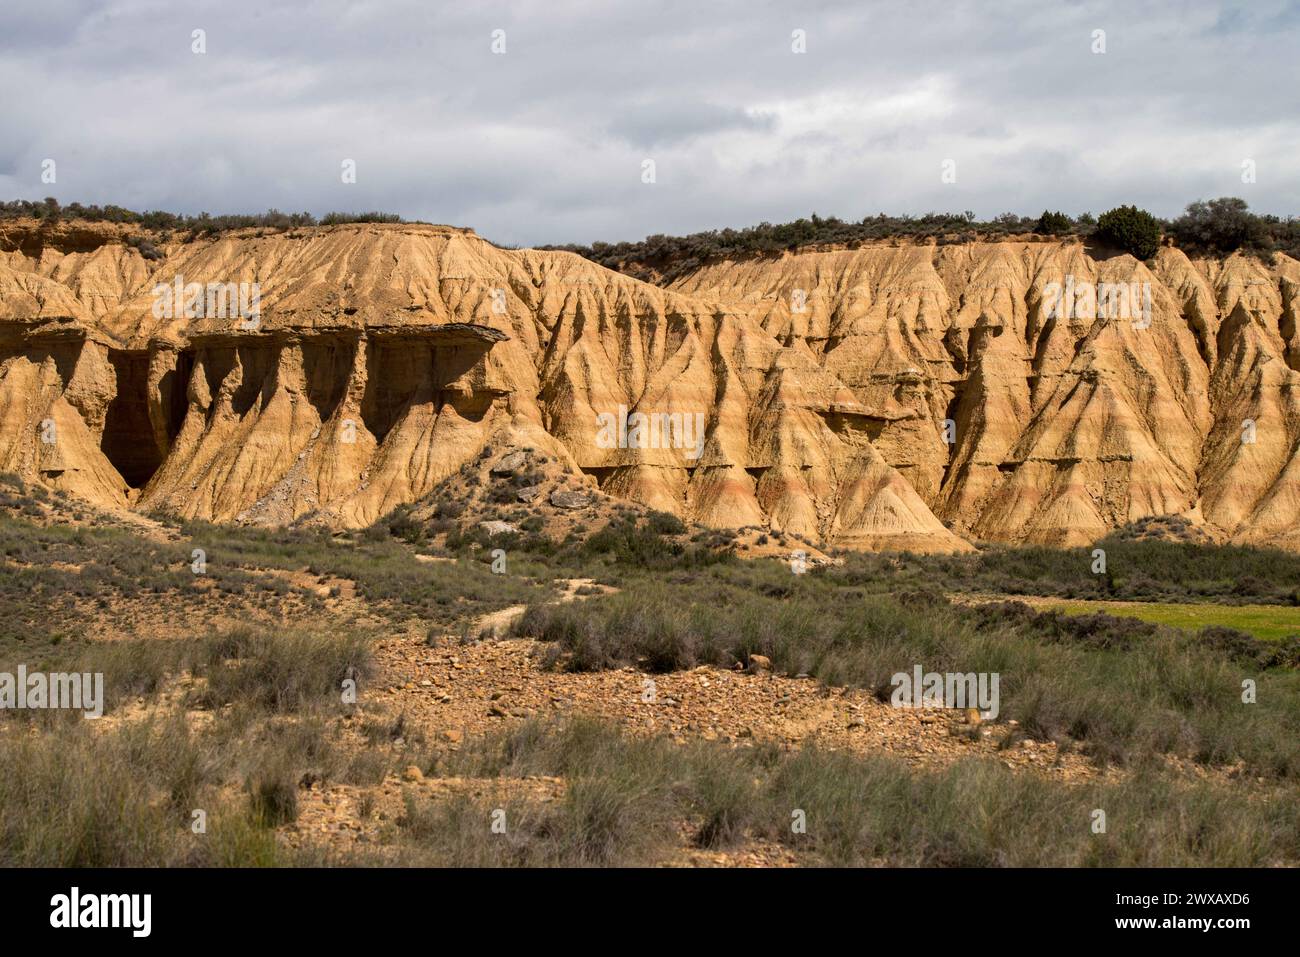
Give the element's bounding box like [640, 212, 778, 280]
[281, 630, 1093, 865]
[274, 573, 1097, 864]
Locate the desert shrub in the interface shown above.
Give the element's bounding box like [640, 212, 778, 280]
[436, 499, 466, 520]
[868, 537, 1300, 605]
[246, 771, 299, 827]
[1034, 210, 1074, 235]
[401, 718, 684, 866]
[123, 233, 163, 260]
[382, 504, 426, 544]
[1170, 197, 1269, 254]
[1232, 575, 1269, 597]
[973, 603, 1157, 652]
[645, 510, 687, 535]
[0, 715, 201, 865]
[186, 810, 289, 867]
[0, 703, 343, 866]
[0, 200, 411, 239]
[3, 621, 377, 717]
[192, 625, 373, 713]
[1193, 626, 1300, 670]
[319, 211, 402, 225]
[547, 211, 1040, 281]
[765, 746, 1300, 866]
[579, 517, 731, 570]
[400, 718, 1300, 867]
[1095, 205, 1161, 259]
[486, 483, 517, 504]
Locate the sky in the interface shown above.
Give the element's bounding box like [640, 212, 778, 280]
[1, 0, 1297, 247]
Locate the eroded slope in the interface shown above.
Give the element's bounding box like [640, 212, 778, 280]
[0, 220, 966, 551]
[671, 243, 1300, 548]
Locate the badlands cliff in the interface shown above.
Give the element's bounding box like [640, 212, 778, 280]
[2, 217, 1298, 551]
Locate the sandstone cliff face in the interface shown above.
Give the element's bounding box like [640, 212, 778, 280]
[670, 243, 1300, 548]
[1, 218, 1296, 551]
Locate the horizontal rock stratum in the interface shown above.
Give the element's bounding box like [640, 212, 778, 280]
[2, 218, 1298, 551]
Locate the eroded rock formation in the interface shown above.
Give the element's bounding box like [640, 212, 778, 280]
[671, 242, 1300, 548]
[2, 217, 1298, 551]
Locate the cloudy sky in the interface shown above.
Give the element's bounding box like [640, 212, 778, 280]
[2, 0, 1297, 246]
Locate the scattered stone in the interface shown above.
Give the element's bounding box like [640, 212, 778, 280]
[550, 488, 592, 510]
[490, 450, 527, 476]
[516, 485, 542, 504]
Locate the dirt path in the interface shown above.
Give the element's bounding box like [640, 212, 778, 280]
[469, 577, 612, 638]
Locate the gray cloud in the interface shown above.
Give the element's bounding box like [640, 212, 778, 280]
[0, 0, 1296, 246]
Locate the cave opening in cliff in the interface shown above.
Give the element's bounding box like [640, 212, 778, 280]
[361, 339, 423, 443]
[302, 338, 354, 424]
[101, 350, 164, 488]
[579, 466, 617, 488]
[161, 349, 194, 443]
[944, 390, 963, 442]
[360, 335, 498, 444]
[940, 389, 965, 490]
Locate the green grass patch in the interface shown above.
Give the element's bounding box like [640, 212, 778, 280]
[1030, 598, 1300, 641]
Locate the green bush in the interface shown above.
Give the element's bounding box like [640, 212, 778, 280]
[1034, 210, 1074, 235]
[0, 199, 402, 239]
[645, 510, 687, 535]
[124, 233, 163, 260]
[578, 517, 730, 571]
[1170, 197, 1269, 254]
[1095, 205, 1162, 259]
[382, 504, 426, 544]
